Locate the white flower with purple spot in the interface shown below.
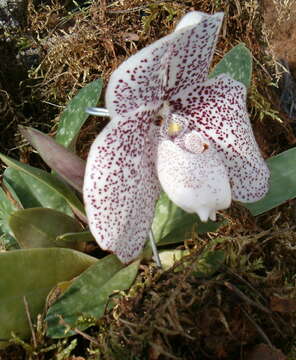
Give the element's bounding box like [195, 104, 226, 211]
[83, 11, 270, 263]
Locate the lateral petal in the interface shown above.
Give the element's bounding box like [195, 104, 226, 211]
[172, 74, 270, 202]
[83, 112, 160, 263]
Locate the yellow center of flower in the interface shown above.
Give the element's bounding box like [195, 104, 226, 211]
[167, 122, 182, 137]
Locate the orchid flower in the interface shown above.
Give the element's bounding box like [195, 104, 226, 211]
[83, 11, 270, 263]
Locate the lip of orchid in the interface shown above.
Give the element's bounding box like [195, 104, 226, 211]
[83, 11, 270, 264]
[157, 128, 232, 224]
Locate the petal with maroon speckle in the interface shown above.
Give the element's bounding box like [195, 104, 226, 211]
[83, 111, 160, 263]
[173, 74, 270, 202]
[164, 12, 223, 98]
[84, 11, 269, 265]
[106, 32, 176, 118]
[106, 11, 224, 119]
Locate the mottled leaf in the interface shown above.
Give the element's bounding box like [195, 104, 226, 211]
[46, 256, 140, 338]
[194, 250, 225, 278]
[0, 248, 97, 348]
[2, 178, 23, 209]
[55, 79, 103, 150]
[4, 167, 73, 216]
[0, 154, 85, 220]
[0, 232, 18, 250]
[244, 148, 296, 215]
[9, 208, 84, 249]
[19, 126, 85, 192]
[159, 249, 189, 271]
[0, 187, 17, 236]
[209, 43, 252, 88]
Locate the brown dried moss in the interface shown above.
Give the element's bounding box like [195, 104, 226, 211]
[91, 230, 296, 359]
[25, 0, 291, 155]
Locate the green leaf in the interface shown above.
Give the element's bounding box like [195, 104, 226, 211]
[56, 231, 95, 244]
[0, 187, 18, 236]
[152, 193, 223, 246]
[0, 154, 85, 220]
[244, 148, 296, 215]
[55, 79, 103, 150]
[46, 255, 140, 338]
[2, 178, 23, 209]
[4, 168, 73, 216]
[194, 250, 225, 278]
[209, 43, 252, 88]
[0, 248, 97, 348]
[19, 126, 85, 192]
[9, 208, 84, 249]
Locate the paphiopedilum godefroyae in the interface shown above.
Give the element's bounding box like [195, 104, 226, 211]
[83, 11, 270, 263]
